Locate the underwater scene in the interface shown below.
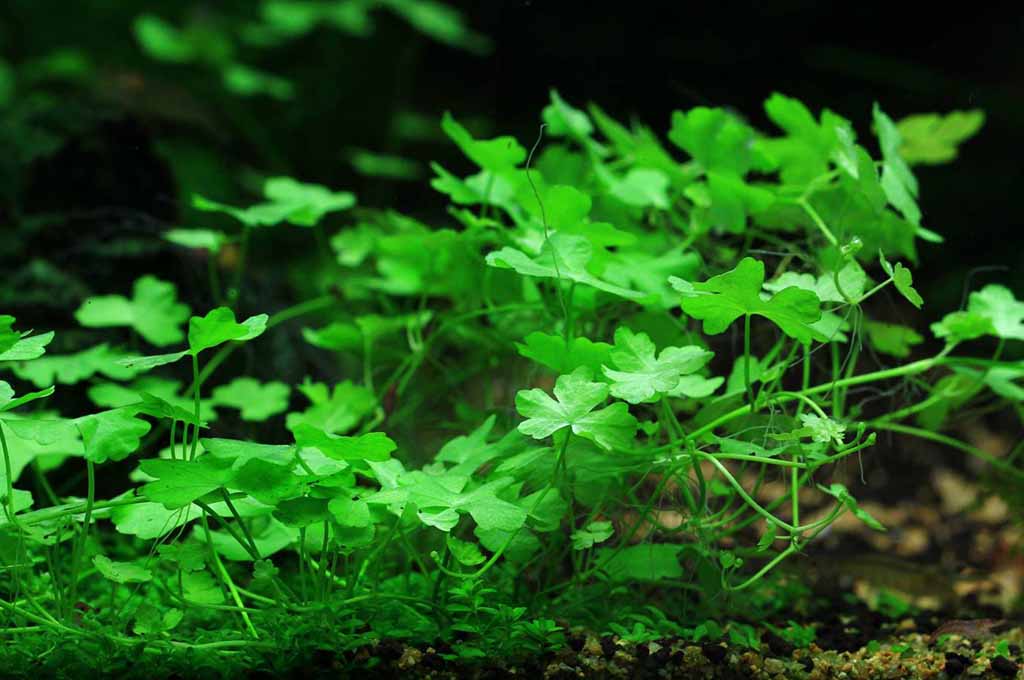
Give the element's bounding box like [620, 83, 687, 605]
[0, 2, 1022, 678]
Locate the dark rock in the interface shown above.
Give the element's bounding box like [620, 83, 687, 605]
[944, 652, 971, 677]
[376, 640, 404, 661]
[991, 656, 1018, 677]
[701, 643, 727, 663]
[420, 651, 444, 670]
[764, 631, 794, 657]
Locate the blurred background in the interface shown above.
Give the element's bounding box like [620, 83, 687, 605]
[0, 0, 1020, 337]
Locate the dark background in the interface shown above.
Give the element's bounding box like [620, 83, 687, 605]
[1, 0, 1021, 325]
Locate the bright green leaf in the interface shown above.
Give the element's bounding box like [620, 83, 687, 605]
[896, 110, 984, 165]
[486, 233, 647, 301]
[75, 276, 190, 347]
[671, 258, 821, 342]
[601, 327, 713, 404]
[441, 111, 525, 172]
[140, 456, 236, 509]
[515, 367, 637, 451]
[93, 554, 152, 583]
[571, 520, 613, 550]
[516, 332, 613, 377]
[212, 378, 290, 421]
[865, 322, 924, 359]
[292, 424, 395, 462]
[9, 343, 140, 388]
[75, 408, 151, 464]
[188, 307, 268, 355]
[163, 229, 227, 253]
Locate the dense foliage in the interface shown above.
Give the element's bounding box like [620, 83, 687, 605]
[0, 3, 1020, 676]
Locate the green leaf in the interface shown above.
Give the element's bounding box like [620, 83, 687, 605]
[348, 148, 421, 180]
[757, 93, 851, 184]
[756, 522, 778, 552]
[542, 90, 606, 157]
[515, 367, 637, 451]
[796, 413, 846, 446]
[601, 245, 701, 310]
[221, 64, 294, 100]
[202, 438, 295, 467]
[181, 570, 224, 604]
[367, 472, 527, 533]
[133, 15, 196, 63]
[157, 542, 206, 571]
[9, 343, 141, 388]
[88, 377, 217, 423]
[669, 106, 760, 175]
[671, 258, 821, 343]
[273, 496, 329, 528]
[441, 111, 525, 172]
[702, 171, 775, 233]
[983, 363, 1024, 402]
[188, 307, 268, 355]
[594, 544, 683, 581]
[136, 392, 206, 427]
[93, 554, 152, 584]
[292, 424, 395, 462]
[262, 176, 354, 226]
[486, 233, 647, 301]
[606, 168, 670, 209]
[896, 110, 984, 165]
[0, 316, 18, 355]
[198, 516, 297, 560]
[328, 495, 371, 528]
[116, 351, 189, 372]
[75, 276, 190, 347]
[286, 380, 376, 435]
[0, 329, 54, 362]
[966, 285, 1024, 342]
[193, 177, 354, 227]
[667, 374, 724, 399]
[765, 262, 869, 304]
[140, 456, 236, 509]
[931, 311, 994, 344]
[111, 502, 196, 540]
[382, 0, 490, 53]
[434, 415, 505, 476]
[0, 383, 55, 413]
[516, 332, 613, 377]
[601, 327, 713, 404]
[0, 416, 82, 490]
[820, 482, 886, 532]
[446, 535, 486, 566]
[864, 322, 924, 359]
[873, 103, 921, 226]
[212, 378, 290, 421]
[879, 254, 923, 309]
[75, 408, 151, 464]
[229, 458, 301, 505]
[571, 520, 614, 550]
[163, 229, 227, 254]
[134, 605, 183, 635]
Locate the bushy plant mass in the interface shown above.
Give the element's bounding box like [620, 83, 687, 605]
[1, 75, 1021, 675]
